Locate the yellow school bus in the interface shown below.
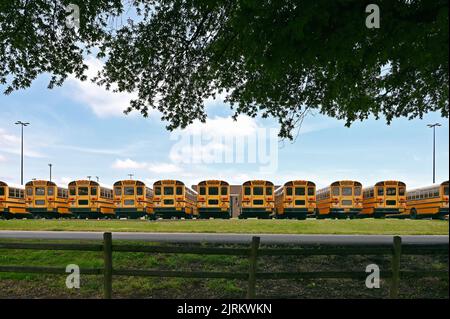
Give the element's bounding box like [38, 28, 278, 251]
[68, 180, 114, 218]
[361, 181, 407, 218]
[239, 180, 275, 219]
[197, 180, 230, 219]
[113, 180, 154, 219]
[406, 181, 449, 219]
[316, 181, 363, 219]
[25, 180, 70, 218]
[0, 181, 29, 219]
[275, 180, 316, 220]
[153, 180, 197, 219]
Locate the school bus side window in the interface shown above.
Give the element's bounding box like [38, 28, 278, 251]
[199, 187, 206, 195]
[48, 187, 54, 196]
[444, 187, 449, 196]
[354, 187, 361, 196]
[332, 187, 340, 196]
[176, 187, 183, 195]
[0, 187, 4, 196]
[244, 187, 251, 196]
[136, 187, 143, 196]
[221, 187, 228, 195]
[115, 187, 122, 196]
[308, 187, 315, 196]
[377, 187, 384, 196]
[286, 187, 292, 196]
[266, 187, 272, 196]
[91, 187, 97, 196]
[26, 188, 33, 196]
[69, 187, 76, 196]
[155, 187, 161, 195]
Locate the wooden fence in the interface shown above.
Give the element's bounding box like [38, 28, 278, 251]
[0, 233, 448, 298]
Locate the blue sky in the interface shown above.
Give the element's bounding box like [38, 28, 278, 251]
[0, 58, 448, 190]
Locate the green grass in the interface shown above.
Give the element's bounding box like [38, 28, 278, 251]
[0, 218, 448, 235]
[0, 238, 448, 298]
[0, 238, 248, 298]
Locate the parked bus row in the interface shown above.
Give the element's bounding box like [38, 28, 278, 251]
[0, 179, 448, 220]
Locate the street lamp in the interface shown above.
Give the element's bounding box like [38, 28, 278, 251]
[427, 123, 441, 184]
[15, 121, 30, 185]
[128, 174, 134, 180]
[48, 164, 52, 182]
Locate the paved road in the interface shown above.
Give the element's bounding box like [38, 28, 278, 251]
[0, 231, 448, 245]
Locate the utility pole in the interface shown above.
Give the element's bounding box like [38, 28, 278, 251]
[15, 121, 30, 185]
[48, 164, 52, 182]
[427, 123, 441, 184]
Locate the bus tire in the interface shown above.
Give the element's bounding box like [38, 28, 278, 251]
[410, 208, 418, 220]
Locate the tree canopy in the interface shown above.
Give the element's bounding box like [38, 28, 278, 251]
[1, 0, 448, 138]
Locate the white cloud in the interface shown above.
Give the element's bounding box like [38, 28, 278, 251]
[0, 128, 44, 158]
[0, 154, 6, 162]
[112, 158, 181, 174]
[112, 158, 147, 169]
[66, 57, 138, 117]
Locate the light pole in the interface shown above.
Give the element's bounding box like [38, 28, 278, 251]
[48, 164, 52, 182]
[15, 121, 30, 185]
[128, 174, 134, 180]
[427, 123, 441, 184]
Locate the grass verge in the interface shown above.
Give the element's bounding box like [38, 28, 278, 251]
[0, 218, 448, 235]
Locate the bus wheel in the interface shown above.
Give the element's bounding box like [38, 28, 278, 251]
[410, 209, 418, 220]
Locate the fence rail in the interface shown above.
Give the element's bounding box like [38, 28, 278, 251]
[0, 233, 448, 299]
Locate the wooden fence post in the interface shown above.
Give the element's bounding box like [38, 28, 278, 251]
[246, 236, 260, 299]
[390, 236, 402, 299]
[103, 232, 113, 299]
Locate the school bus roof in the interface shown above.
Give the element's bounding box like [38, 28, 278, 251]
[25, 180, 56, 187]
[153, 180, 185, 186]
[0, 181, 24, 189]
[68, 180, 112, 189]
[374, 180, 406, 187]
[283, 180, 315, 187]
[113, 180, 146, 186]
[330, 180, 362, 187]
[198, 180, 229, 186]
[242, 180, 274, 186]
